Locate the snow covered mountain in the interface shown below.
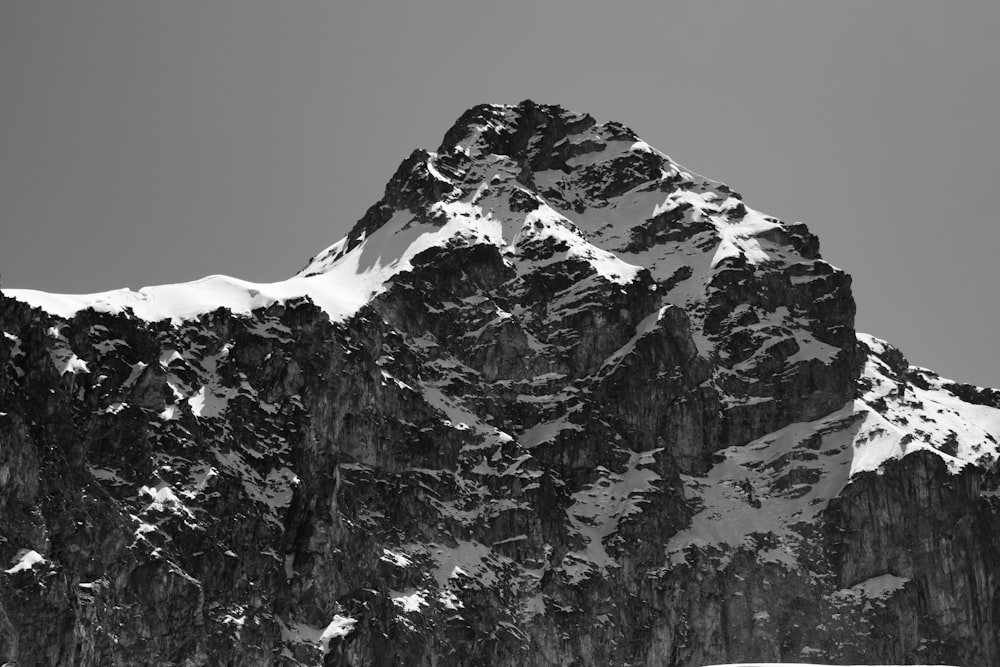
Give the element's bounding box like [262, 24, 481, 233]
[2, 100, 998, 666]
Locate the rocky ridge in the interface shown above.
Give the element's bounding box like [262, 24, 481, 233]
[1, 101, 998, 665]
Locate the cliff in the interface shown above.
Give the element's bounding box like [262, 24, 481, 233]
[2, 101, 997, 666]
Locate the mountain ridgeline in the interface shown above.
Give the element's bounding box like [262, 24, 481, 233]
[2, 101, 998, 666]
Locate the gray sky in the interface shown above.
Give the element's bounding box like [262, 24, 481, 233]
[1, 1, 997, 387]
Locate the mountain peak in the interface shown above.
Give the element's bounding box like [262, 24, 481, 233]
[436, 100, 604, 160]
[8, 101, 822, 330]
[295, 100, 813, 318]
[4, 101, 999, 665]
[298, 101, 638, 275]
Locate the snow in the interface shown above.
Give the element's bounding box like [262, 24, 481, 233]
[8, 200, 488, 324]
[424, 153, 455, 186]
[710, 205, 782, 268]
[438, 589, 462, 610]
[3, 105, 994, 663]
[843, 573, 910, 600]
[854, 334, 1000, 474]
[564, 139, 637, 168]
[410, 539, 499, 588]
[6, 271, 368, 326]
[179, 344, 239, 419]
[45, 325, 90, 375]
[122, 361, 148, 388]
[380, 548, 412, 567]
[4, 549, 45, 574]
[668, 336, 1000, 569]
[598, 305, 682, 376]
[847, 408, 912, 476]
[187, 384, 235, 419]
[629, 140, 653, 154]
[211, 449, 298, 522]
[561, 450, 662, 582]
[218, 606, 247, 629]
[391, 590, 429, 613]
[3, 332, 25, 378]
[667, 400, 861, 568]
[160, 349, 183, 366]
[89, 466, 129, 485]
[511, 204, 643, 284]
[518, 415, 581, 448]
[785, 331, 840, 365]
[159, 405, 179, 421]
[420, 383, 494, 435]
[7, 105, 808, 359]
[138, 484, 195, 521]
[284, 614, 357, 655]
[8, 156, 647, 326]
[319, 615, 357, 646]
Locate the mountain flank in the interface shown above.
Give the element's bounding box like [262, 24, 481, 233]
[2, 101, 998, 666]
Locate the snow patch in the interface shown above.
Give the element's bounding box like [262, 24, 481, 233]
[667, 401, 861, 568]
[380, 548, 412, 568]
[514, 204, 642, 285]
[519, 415, 582, 448]
[561, 450, 662, 582]
[391, 590, 429, 613]
[4, 549, 45, 574]
[45, 326, 90, 375]
[284, 615, 357, 655]
[846, 573, 910, 600]
[710, 205, 781, 268]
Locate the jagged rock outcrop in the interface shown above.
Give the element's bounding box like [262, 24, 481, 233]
[1, 101, 997, 665]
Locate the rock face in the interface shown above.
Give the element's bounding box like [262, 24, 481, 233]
[1, 100, 998, 666]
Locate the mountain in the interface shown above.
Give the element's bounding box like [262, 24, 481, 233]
[1, 100, 998, 666]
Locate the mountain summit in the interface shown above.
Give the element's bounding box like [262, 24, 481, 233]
[2, 101, 999, 665]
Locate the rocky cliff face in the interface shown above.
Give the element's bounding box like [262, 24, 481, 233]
[1, 101, 997, 666]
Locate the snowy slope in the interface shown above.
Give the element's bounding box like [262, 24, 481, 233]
[666, 333, 1000, 568]
[4, 271, 367, 324]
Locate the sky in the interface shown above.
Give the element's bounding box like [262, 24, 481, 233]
[0, 1, 997, 387]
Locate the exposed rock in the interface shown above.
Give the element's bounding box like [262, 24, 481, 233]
[1, 101, 997, 665]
